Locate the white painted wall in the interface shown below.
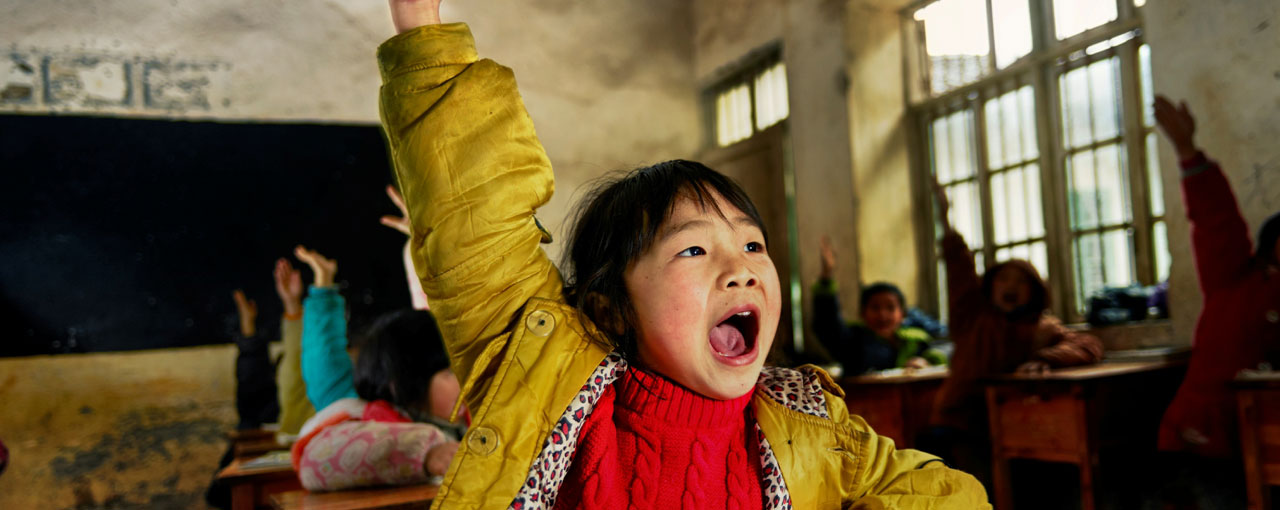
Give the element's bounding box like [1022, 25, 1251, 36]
[1144, 0, 1280, 342]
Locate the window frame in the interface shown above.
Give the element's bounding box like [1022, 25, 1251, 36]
[905, 0, 1162, 321]
[702, 43, 786, 149]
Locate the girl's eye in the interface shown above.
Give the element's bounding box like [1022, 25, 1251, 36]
[745, 242, 765, 253]
[678, 246, 707, 257]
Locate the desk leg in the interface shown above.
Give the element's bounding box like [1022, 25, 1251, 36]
[1236, 392, 1267, 510]
[986, 388, 1014, 510]
[230, 483, 255, 510]
[1071, 388, 1096, 510]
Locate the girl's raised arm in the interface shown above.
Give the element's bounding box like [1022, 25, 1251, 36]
[378, 3, 561, 419]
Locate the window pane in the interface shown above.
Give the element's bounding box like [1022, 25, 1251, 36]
[1067, 143, 1129, 230]
[1060, 57, 1121, 149]
[915, 0, 992, 94]
[944, 180, 984, 248]
[932, 116, 954, 182]
[937, 258, 949, 324]
[991, 0, 1033, 68]
[1025, 163, 1045, 238]
[1094, 143, 1129, 226]
[755, 62, 789, 130]
[1139, 44, 1154, 128]
[716, 84, 752, 147]
[1153, 220, 1170, 282]
[1088, 58, 1120, 141]
[1074, 232, 1104, 310]
[985, 86, 1038, 169]
[1060, 64, 1092, 148]
[1054, 0, 1118, 40]
[1073, 229, 1135, 311]
[1029, 241, 1049, 279]
[1146, 133, 1165, 217]
[1067, 149, 1099, 230]
[1101, 228, 1135, 287]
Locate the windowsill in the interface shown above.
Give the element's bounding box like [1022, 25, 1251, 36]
[1064, 319, 1188, 354]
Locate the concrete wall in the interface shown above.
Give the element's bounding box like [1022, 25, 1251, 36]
[693, 0, 861, 352]
[843, 0, 924, 308]
[0, 346, 237, 510]
[1144, 0, 1280, 341]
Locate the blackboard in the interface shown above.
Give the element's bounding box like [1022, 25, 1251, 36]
[0, 114, 411, 356]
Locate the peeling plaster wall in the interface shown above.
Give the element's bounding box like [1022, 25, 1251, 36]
[0, 346, 236, 509]
[2, 0, 702, 252]
[1144, 0, 1280, 343]
[693, 0, 860, 354]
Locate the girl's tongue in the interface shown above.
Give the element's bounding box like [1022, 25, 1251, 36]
[710, 323, 747, 357]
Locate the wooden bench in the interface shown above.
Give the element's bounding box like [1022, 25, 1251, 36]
[217, 453, 302, 510]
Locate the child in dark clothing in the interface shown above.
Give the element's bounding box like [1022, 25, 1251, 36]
[812, 237, 946, 375]
[920, 179, 1104, 488]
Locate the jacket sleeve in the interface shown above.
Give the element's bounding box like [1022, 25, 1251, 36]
[276, 316, 315, 436]
[1031, 316, 1104, 368]
[812, 279, 865, 372]
[295, 420, 451, 491]
[940, 230, 982, 319]
[301, 287, 359, 410]
[377, 23, 562, 417]
[1181, 154, 1253, 295]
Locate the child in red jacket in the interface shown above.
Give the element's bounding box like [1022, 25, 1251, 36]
[1149, 95, 1279, 508]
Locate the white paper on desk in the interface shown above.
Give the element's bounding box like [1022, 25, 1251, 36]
[240, 450, 292, 470]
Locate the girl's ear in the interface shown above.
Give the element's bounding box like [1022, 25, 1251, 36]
[586, 292, 626, 336]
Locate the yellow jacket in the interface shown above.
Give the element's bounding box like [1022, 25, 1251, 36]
[378, 23, 990, 510]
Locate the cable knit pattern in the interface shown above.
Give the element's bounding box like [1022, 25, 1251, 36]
[553, 367, 762, 510]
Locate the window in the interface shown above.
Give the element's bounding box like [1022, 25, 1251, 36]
[907, 0, 1167, 320]
[709, 51, 788, 147]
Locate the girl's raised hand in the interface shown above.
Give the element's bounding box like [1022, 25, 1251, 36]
[379, 185, 412, 236]
[819, 235, 837, 280]
[273, 258, 304, 316]
[1153, 95, 1198, 161]
[232, 289, 258, 337]
[294, 245, 339, 289]
[389, 0, 443, 34]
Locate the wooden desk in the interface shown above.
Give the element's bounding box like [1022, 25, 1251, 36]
[984, 361, 1185, 510]
[1234, 372, 1280, 510]
[217, 454, 303, 510]
[839, 366, 948, 449]
[270, 484, 438, 510]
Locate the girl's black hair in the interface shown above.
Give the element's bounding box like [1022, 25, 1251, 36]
[860, 282, 906, 311]
[561, 159, 768, 360]
[1256, 211, 1280, 267]
[352, 309, 450, 414]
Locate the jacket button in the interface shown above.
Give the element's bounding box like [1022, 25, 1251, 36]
[467, 426, 499, 456]
[526, 310, 555, 337]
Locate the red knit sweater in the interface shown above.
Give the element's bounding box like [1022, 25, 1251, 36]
[552, 367, 763, 510]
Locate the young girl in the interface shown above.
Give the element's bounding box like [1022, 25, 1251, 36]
[368, 1, 988, 507]
[813, 237, 946, 375]
[289, 247, 462, 490]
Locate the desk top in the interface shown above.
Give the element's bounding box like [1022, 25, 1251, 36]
[270, 484, 438, 510]
[843, 365, 950, 384]
[985, 359, 1184, 383]
[1233, 370, 1280, 388]
[217, 453, 296, 481]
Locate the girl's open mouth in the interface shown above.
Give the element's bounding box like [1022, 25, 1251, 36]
[709, 305, 760, 365]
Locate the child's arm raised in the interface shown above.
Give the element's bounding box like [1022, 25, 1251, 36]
[932, 178, 982, 315]
[295, 246, 359, 410]
[378, 2, 560, 418]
